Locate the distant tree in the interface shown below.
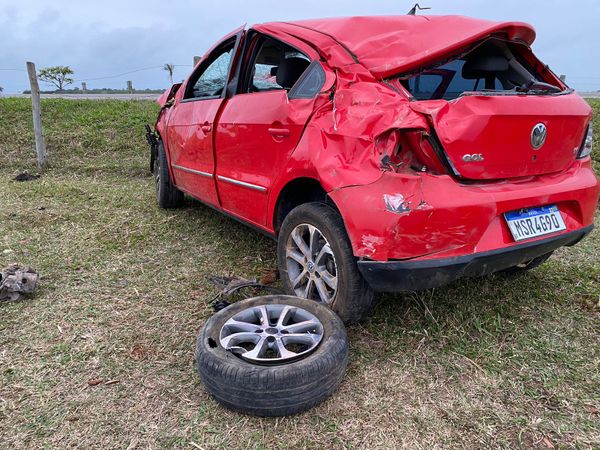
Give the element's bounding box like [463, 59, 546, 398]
[163, 63, 175, 85]
[38, 66, 74, 91]
[0, 86, 3, 93]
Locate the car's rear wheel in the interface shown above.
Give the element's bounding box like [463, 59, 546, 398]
[154, 140, 184, 209]
[501, 251, 553, 275]
[277, 202, 374, 324]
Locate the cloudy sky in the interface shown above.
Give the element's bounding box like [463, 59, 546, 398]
[1, 0, 599, 93]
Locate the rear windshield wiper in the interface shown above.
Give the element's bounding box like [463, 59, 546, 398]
[517, 80, 562, 94]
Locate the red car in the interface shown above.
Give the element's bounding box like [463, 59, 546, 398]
[148, 15, 598, 323]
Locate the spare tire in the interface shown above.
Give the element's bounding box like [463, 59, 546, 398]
[196, 295, 348, 417]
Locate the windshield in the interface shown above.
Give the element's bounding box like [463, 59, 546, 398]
[398, 39, 563, 100]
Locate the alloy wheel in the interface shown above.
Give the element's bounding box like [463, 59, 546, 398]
[219, 304, 324, 364]
[285, 223, 338, 304]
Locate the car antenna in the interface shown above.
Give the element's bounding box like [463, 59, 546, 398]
[407, 3, 431, 15]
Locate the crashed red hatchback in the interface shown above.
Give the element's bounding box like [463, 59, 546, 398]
[148, 15, 599, 323]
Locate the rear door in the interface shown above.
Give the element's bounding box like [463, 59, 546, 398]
[166, 30, 242, 206]
[214, 34, 323, 225]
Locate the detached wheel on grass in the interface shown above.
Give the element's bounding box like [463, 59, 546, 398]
[154, 140, 183, 209]
[196, 295, 348, 417]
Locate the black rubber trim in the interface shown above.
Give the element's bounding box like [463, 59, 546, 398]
[426, 129, 460, 177]
[357, 225, 593, 292]
[288, 60, 326, 99]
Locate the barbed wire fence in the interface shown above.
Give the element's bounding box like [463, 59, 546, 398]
[1, 65, 600, 95]
[0, 64, 194, 95]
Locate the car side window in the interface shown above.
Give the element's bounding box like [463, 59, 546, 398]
[247, 38, 310, 93]
[185, 43, 234, 100]
[407, 73, 445, 100]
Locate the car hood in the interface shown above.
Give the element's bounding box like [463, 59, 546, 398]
[273, 15, 536, 78]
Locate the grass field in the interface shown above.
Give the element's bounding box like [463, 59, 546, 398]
[0, 98, 599, 449]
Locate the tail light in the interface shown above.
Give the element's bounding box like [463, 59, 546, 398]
[577, 124, 593, 159]
[399, 131, 447, 174]
[375, 129, 449, 175]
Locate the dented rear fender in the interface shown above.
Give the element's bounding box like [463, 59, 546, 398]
[291, 69, 430, 192]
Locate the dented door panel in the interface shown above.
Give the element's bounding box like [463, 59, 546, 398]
[216, 91, 316, 226]
[166, 100, 223, 206]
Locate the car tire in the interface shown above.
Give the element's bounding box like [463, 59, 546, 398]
[154, 140, 184, 209]
[196, 295, 348, 417]
[277, 202, 374, 324]
[500, 251, 554, 275]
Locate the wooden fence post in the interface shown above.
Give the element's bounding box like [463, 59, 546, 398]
[26, 62, 47, 169]
[127, 80, 133, 94]
[82, 82, 87, 93]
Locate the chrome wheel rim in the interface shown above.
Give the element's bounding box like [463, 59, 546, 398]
[285, 224, 338, 304]
[219, 304, 324, 364]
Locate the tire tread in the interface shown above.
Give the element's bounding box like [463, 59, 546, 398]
[196, 296, 349, 417]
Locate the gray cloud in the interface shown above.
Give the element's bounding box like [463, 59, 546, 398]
[1, 0, 598, 93]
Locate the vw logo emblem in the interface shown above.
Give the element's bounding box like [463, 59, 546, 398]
[531, 123, 547, 149]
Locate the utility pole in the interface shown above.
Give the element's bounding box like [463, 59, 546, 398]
[26, 61, 47, 169]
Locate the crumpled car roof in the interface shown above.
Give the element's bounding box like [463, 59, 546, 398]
[262, 15, 536, 78]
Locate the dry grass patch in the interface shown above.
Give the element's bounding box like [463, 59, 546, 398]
[0, 98, 599, 449]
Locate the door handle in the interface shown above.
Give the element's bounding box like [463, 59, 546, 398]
[268, 127, 291, 138]
[201, 124, 212, 133]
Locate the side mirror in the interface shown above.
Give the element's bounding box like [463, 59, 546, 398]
[168, 82, 183, 101]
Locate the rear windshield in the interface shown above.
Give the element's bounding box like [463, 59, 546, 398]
[399, 39, 561, 100]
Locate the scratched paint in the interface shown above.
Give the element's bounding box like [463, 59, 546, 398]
[360, 235, 386, 258]
[383, 193, 411, 215]
[152, 17, 600, 264]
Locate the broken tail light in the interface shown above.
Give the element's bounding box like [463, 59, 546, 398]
[399, 131, 447, 174]
[376, 129, 448, 175]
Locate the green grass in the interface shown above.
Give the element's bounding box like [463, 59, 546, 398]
[0, 98, 599, 449]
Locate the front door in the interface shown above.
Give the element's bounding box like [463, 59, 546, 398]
[166, 36, 239, 207]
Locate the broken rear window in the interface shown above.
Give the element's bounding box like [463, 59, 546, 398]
[398, 39, 563, 100]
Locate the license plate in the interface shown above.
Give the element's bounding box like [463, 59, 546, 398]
[504, 205, 566, 242]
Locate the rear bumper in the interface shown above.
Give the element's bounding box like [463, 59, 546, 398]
[329, 160, 599, 262]
[357, 225, 593, 292]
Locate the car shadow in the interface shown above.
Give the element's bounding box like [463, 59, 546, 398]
[178, 195, 277, 254]
[181, 195, 570, 350]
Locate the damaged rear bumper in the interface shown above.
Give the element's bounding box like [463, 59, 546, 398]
[357, 225, 592, 292]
